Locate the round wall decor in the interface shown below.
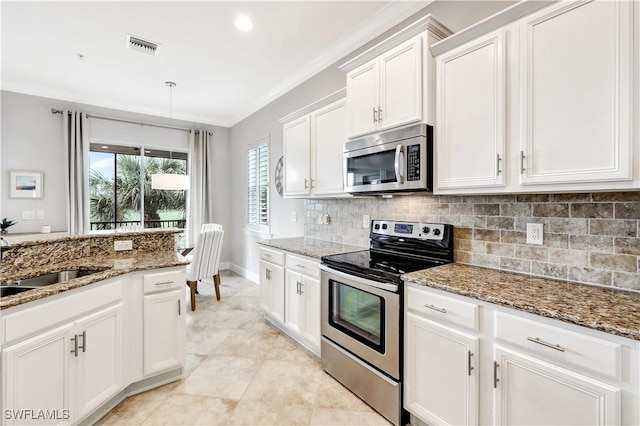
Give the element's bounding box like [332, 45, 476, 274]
[274, 155, 284, 197]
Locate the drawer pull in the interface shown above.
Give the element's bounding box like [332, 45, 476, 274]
[295, 264, 305, 268]
[155, 280, 173, 286]
[79, 330, 86, 353]
[71, 334, 79, 357]
[264, 253, 272, 257]
[527, 336, 565, 352]
[468, 351, 474, 376]
[424, 304, 447, 314]
[493, 361, 499, 388]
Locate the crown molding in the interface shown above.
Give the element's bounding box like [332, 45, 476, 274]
[279, 88, 346, 124]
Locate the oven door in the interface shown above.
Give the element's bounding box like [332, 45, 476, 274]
[344, 137, 426, 193]
[320, 265, 400, 379]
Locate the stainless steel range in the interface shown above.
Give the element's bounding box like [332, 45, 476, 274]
[320, 220, 454, 426]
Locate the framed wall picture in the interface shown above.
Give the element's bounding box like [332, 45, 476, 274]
[10, 170, 43, 199]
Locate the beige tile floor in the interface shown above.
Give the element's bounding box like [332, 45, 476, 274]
[97, 270, 391, 426]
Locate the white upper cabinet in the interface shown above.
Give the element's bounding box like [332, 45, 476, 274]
[281, 89, 348, 199]
[519, 0, 634, 185]
[436, 29, 506, 190]
[283, 115, 311, 197]
[341, 15, 452, 139]
[432, 0, 639, 194]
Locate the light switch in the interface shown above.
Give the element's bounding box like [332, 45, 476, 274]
[36, 210, 45, 220]
[22, 211, 35, 220]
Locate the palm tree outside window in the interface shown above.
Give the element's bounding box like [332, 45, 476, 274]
[89, 143, 187, 230]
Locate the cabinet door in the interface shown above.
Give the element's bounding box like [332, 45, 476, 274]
[346, 59, 379, 138]
[143, 290, 184, 376]
[494, 346, 620, 425]
[300, 275, 321, 350]
[404, 313, 479, 426]
[519, 0, 633, 185]
[379, 36, 423, 131]
[2, 323, 74, 426]
[74, 304, 123, 421]
[285, 270, 303, 334]
[436, 30, 506, 190]
[311, 99, 347, 196]
[283, 115, 311, 196]
[260, 261, 285, 324]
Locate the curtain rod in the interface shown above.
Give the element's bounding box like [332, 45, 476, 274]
[51, 108, 212, 135]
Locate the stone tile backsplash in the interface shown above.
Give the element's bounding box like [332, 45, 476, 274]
[305, 192, 640, 291]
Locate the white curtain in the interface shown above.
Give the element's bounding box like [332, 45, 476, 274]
[187, 130, 215, 244]
[63, 111, 89, 235]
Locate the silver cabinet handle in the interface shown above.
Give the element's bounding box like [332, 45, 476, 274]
[304, 178, 309, 189]
[310, 179, 314, 190]
[299, 282, 304, 295]
[373, 107, 378, 123]
[394, 144, 405, 184]
[266, 268, 271, 280]
[79, 330, 86, 353]
[295, 264, 305, 268]
[496, 154, 502, 176]
[296, 281, 302, 295]
[493, 361, 499, 388]
[424, 304, 446, 314]
[264, 253, 271, 258]
[178, 299, 181, 316]
[527, 336, 565, 352]
[468, 351, 474, 376]
[71, 334, 79, 357]
[155, 280, 173, 286]
[378, 107, 382, 122]
[520, 150, 526, 174]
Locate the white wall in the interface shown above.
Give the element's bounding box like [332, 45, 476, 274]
[227, 1, 516, 278]
[1, 90, 232, 261]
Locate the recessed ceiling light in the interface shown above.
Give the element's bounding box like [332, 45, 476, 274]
[101, 145, 109, 149]
[234, 16, 253, 32]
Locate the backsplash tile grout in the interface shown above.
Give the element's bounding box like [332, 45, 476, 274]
[305, 192, 640, 291]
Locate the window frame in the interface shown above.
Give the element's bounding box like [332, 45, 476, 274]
[246, 135, 270, 235]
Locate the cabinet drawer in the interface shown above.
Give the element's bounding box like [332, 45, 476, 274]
[406, 286, 479, 331]
[285, 254, 319, 279]
[494, 311, 621, 379]
[260, 247, 284, 265]
[143, 270, 184, 294]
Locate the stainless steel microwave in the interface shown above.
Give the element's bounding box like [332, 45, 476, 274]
[344, 123, 433, 194]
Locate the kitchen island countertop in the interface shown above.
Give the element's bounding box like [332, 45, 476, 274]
[258, 237, 364, 259]
[403, 263, 640, 341]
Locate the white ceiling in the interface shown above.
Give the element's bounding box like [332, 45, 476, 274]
[1, 1, 427, 127]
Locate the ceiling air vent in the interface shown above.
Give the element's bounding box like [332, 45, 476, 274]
[126, 34, 161, 56]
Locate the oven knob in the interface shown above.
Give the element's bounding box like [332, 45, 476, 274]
[432, 228, 441, 236]
[422, 226, 430, 234]
[374, 224, 380, 230]
[382, 224, 388, 230]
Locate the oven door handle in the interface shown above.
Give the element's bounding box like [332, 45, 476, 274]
[319, 264, 399, 293]
[394, 144, 405, 184]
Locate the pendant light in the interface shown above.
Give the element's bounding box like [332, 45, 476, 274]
[151, 81, 189, 190]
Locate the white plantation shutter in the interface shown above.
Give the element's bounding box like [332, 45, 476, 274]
[247, 138, 269, 233]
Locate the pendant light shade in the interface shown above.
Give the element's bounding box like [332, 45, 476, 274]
[151, 81, 189, 191]
[151, 173, 189, 190]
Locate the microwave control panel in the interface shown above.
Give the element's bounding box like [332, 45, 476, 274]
[406, 144, 420, 181]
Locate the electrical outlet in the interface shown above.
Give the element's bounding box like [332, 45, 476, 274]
[114, 240, 133, 251]
[291, 212, 297, 222]
[526, 223, 544, 245]
[363, 215, 370, 228]
[22, 211, 35, 220]
[36, 210, 45, 220]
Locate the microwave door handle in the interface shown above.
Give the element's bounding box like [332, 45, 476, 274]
[394, 144, 405, 184]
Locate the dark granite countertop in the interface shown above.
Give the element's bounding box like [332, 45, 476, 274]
[258, 237, 364, 259]
[0, 251, 188, 310]
[403, 263, 640, 341]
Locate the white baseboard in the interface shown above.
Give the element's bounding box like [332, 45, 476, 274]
[219, 261, 230, 271]
[230, 262, 259, 284]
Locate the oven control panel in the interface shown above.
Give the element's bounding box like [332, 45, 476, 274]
[371, 220, 445, 240]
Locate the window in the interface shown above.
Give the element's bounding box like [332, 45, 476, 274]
[88, 143, 187, 230]
[247, 137, 269, 233]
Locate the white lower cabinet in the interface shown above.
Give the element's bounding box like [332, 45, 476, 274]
[404, 283, 639, 426]
[0, 266, 186, 426]
[494, 346, 620, 425]
[405, 312, 479, 426]
[258, 246, 321, 355]
[143, 290, 184, 376]
[2, 302, 123, 425]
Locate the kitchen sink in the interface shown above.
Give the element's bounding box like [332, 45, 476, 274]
[0, 269, 105, 297]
